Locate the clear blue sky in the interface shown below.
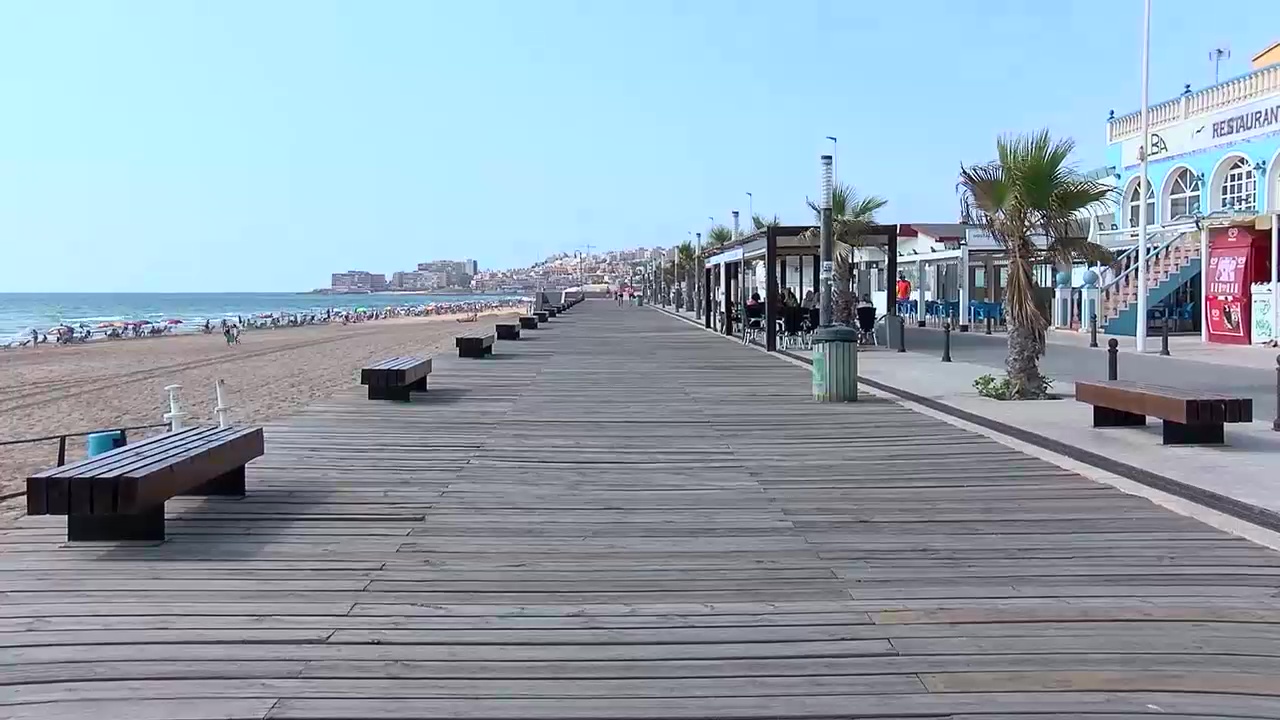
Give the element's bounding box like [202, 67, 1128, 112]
[2, 1, 1277, 292]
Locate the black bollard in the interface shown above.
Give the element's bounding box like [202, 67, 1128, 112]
[1089, 313, 1098, 348]
[1160, 315, 1171, 356]
[1274, 355, 1280, 432]
[985, 316, 992, 335]
[942, 322, 952, 363]
[897, 315, 907, 353]
[1107, 338, 1119, 381]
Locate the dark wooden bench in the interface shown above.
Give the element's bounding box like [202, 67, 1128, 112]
[495, 323, 520, 340]
[519, 315, 538, 330]
[360, 356, 431, 401]
[545, 308, 558, 318]
[1076, 380, 1252, 445]
[534, 311, 549, 323]
[26, 426, 264, 542]
[456, 330, 495, 358]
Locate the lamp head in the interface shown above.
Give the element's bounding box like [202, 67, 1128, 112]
[820, 155, 834, 210]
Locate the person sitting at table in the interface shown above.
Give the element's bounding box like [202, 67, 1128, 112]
[801, 290, 815, 309]
[784, 288, 800, 307]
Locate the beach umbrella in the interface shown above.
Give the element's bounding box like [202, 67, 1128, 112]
[96, 322, 115, 328]
[165, 319, 183, 324]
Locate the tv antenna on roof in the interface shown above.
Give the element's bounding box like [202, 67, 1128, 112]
[1210, 47, 1231, 84]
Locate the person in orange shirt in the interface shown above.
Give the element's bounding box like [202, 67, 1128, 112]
[895, 273, 912, 302]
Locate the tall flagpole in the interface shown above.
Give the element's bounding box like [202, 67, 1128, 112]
[1136, 0, 1151, 353]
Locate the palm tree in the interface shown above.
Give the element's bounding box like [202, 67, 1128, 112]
[958, 130, 1114, 398]
[677, 241, 697, 311]
[705, 224, 734, 251]
[752, 213, 781, 231]
[802, 184, 888, 325]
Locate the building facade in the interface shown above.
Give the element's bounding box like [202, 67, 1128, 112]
[1103, 46, 1280, 344]
[390, 270, 445, 291]
[330, 271, 386, 292]
[1107, 59, 1280, 228]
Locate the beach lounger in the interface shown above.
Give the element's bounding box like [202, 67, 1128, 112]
[456, 330, 495, 358]
[361, 356, 432, 402]
[26, 426, 263, 542]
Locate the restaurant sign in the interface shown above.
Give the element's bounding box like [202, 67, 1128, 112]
[1118, 94, 1280, 168]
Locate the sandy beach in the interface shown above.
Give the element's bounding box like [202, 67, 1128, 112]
[0, 311, 519, 518]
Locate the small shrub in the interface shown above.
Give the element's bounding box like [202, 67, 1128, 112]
[973, 373, 1054, 400]
[973, 374, 1014, 400]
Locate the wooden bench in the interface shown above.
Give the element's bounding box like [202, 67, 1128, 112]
[456, 330, 495, 358]
[518, 315, 538, 330]
[1076, 380, 1252, 445]
[360, 356, 431, 402]
[545, 308, 558, 318]
[534, 311, 549, 323]
[26, 426, 264, 542]
[495, 323, 520, 341]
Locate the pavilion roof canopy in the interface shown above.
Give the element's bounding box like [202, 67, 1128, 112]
[703, 224, 903, 265]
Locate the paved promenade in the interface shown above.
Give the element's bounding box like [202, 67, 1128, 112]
[3, 300, 1280, 718]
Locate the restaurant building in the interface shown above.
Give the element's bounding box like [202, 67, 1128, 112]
[1099, 42, 1280, 344]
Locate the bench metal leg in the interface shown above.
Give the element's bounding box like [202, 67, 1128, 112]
[368, 384, 411, 402]
[1093, 406, 1146, 428]
[1162, 420, 1224, 445]
[68, 506, 165, 542]
[411, 377, 428, 392]
[182, 465, 246, 497]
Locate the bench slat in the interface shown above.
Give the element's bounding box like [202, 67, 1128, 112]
[121, 427, 261, 481]
[74, 427, 230, 480]
[29, 428, 206, 480]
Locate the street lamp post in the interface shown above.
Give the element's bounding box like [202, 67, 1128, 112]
[695, 231, 702, 319]
[746, 193, 753, 225]
[1136, 0, 1151, 353]
[819, 155, 834, 327]
[811, 153, 859, 402]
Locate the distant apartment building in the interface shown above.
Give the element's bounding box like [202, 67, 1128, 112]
[416, 259, 476, 288]
[330, 270, 386, 292]
[391, 270, 446, 291]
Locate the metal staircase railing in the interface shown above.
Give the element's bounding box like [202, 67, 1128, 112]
[1099, 228, 1200, 323]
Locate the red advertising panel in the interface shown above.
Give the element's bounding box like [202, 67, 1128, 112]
[1205, 226, 1258, 345]
[1206, 297, 1248, 342]
[1206, 245, 1250, 297]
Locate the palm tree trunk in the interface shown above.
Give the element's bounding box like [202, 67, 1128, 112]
[1005, 320, 1045, 398]
[832, 266, 854, 325]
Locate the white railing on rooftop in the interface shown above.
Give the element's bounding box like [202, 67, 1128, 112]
[1107, 64, 1280, 144]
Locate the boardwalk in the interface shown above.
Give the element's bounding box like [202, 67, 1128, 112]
[4, 300, 1280, 718]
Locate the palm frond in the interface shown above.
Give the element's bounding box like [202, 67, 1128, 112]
[705, 224, 734, 249]
[752, 213, 781, 230]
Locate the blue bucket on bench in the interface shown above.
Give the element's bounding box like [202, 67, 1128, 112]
[86, 431, 125, 457]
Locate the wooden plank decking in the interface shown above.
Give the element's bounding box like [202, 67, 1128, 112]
[3, 300, 1280, 718]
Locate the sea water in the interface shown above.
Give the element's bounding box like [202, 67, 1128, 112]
[0, 292, 522, 341]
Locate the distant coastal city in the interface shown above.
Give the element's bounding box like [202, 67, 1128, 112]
[322, 246, 667, 295]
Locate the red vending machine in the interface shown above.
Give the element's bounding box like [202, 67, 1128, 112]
[1205, 225, 1271, 345]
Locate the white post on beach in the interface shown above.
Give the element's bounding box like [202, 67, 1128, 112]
[214, 378, 232, 428]
[163, 384, 188, 431]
